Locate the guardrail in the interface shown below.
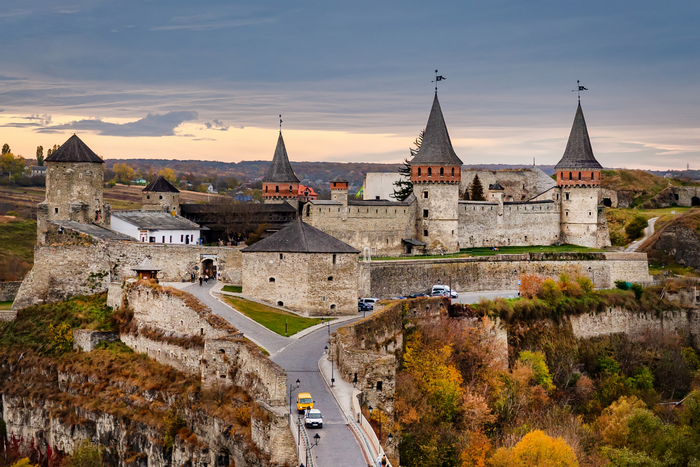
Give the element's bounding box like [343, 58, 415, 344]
[289, 413, 316, 467]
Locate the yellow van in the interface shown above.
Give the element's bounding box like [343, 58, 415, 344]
[297, 392, 314, 413]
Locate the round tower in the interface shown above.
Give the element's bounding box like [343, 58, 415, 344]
[262, 132, 300, 208]
[555, 103, 610, 248]
[142, 175, 180, 215]
[38, 134, 110, 243]
[410, 94, 462, 253]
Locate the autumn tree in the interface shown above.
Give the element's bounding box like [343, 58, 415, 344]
[36, 146, 44, 166]
[112, 163, 135, 184]
[158, 168, 177, 184]
[46, 144, 60, 158]
[519, 273, 545, 299]
[489, 430, 579, 467]
[470, 175, 485, 201]
[0, 153, 28, 179]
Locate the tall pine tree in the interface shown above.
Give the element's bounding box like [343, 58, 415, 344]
[392, 130, 423, 201]
[470, 174, 485, 201]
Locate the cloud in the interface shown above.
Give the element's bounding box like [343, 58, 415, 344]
[150, 17, 275, 32]
[22, 114, 52, 125]
[204, 119, 229, 131]
[36, 111, 199, 137]
[193, 138, 216, 141]
[0, 75, 26, 81]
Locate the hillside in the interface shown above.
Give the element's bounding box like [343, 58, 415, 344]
[641, 207, 700, 275]
[601, 169, 676, 207]
[0, 217, 36, 281]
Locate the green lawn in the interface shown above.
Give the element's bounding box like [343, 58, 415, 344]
[0, 301, 13, 310]
[223, 296, 331, 336]
[365, 244, 602, 261]
[222, 285, 242, 293]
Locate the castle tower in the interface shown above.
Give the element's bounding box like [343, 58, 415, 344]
[330, 175, 349, 206]
[142, 175, 180, 215]
[37, 134, 111, 244]
[410, 94, 463, 253]
[262, 132, 300, 208]
[555, 103, 610, 248]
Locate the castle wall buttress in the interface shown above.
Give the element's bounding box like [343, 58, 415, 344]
[560, 187, 606, 248]
[415, 184, 460, 253]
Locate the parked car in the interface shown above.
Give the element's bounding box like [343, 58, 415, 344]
[297, 392, 314, 413]
[360, 298, 380, 307]
[304, 408, 324, 428]
[408, 293, 429, 298]
[358, 301, 372, 312]
[431, 285, 458, 299]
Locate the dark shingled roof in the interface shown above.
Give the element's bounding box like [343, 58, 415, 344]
[44, 134, 104, 163]
[262, 132, 300, 183]
[143, 175, 180, 193]
[489, 182, 504, 191]
[112, 211, 207, 231]
[50, 220, 134, 241]
[555, 103, 603, 170]
[330, 175, 348, 183]
[411, 94, 463, 166]
[242, 219, 358, 254]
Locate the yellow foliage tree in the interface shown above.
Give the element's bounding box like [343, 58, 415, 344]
[158, 168, 177, 184]
[112, 163, 135, 184]
[488, 430, 579, 467]
[461, 431, 491, 467]
[10, 458, 39, 467]
[594, 395, 649, 448]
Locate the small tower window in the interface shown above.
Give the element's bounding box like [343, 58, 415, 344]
[265, 186, 268, 193]
[423, 191, 428, 199]
[328, 276, 333, 281]
[269, 277, 276, 283]
[275, 186, 279, 193]
[418, 167, 422, 176]
[424, 229, 428, 236]
[147, 195, 150, 199]
[423, 209, 429, 218]
[277, 301, 284, 306]
[451, 167, 455, 176]
[54, 208, 58, 214]
[289, 185, 292, 193]
[428, 167, 432, 176]
[565, 192, 570, 200]
[440, 167, 444, 176]
[578, 172, 581, 180]
[280, 253, 283, 260]
[159, 195, 163, 199]
[569, 172, 572, 180]
[332, 254, 337, 264]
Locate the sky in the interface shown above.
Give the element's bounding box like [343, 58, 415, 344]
[0, 0, 698, 170]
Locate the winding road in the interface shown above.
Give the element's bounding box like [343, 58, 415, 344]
[183, 281, 368, 467]
[626, 217, 658, 252]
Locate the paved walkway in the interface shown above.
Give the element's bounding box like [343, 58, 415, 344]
[626, 217, 658, 252]
[183, 280, 368, 466]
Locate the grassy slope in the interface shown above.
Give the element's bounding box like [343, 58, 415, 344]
[601, 169, 675, 207]
[605, 207, 693, 246]
[223, 296, 327, 336]
[0, 217, 37, 281]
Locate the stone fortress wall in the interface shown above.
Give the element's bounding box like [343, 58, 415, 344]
[358, 252, 652, 298]
[11, 224, 242, 314]
[108, 282, 296, 466]
[458, 198, 561, 247]
[415, 183, 460, 253]
[304, 198, 416, 257]
[559, 186, 610, 248]
[241, 251, 359, 316]
[649, 186, 700, 208]
[461, 168, 543, 201]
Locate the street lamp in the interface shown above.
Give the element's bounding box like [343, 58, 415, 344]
[289, 378, 300, 415]
[388, 433, 394, 445]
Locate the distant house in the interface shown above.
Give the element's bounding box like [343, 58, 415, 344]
[111, 210, 208, 244]
[298, 184, 318, 202]
[31, 166, 46, 177]
[206, 183, 217, 194]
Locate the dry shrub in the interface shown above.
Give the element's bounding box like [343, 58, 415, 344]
[519, 273, 545, 299]
[234, 405, 251, 427]
[0, 256, 31, 282]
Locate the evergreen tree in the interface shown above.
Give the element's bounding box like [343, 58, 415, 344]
[470, 174, 485, 201]
[36, 146, 44, 166]
[392, 130, 423, 201]
[2, 144, 10, 155]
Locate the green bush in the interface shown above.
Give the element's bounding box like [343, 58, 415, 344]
[630, 283, 644, 300]
[615, 280, 631, 291]
[625, 215, 648, 241]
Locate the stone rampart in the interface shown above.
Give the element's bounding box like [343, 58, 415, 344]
[359, 252, 652, 298]
[0, 281, 21, 301]
[461, 168, 540, 201]
[72, 330, 120, 352]
[11, 240, 242, 313]
[458, 200, 560, 247]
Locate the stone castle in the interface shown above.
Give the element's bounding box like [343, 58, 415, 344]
[261, 93, 611, 256]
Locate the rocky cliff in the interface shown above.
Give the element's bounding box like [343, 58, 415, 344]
[642, 208, 700, 271]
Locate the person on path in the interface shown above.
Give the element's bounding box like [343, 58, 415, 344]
[199, 276, 203, 286]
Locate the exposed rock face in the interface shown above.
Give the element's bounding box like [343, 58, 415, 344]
[650, 223, 700, 271]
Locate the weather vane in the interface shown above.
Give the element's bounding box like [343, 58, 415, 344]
[279, 114, 283, 132]
[432, 69, 446, 94]
[573, 80, 588, 103]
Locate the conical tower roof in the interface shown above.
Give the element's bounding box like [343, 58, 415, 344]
[411, 94, 463, 166]
[143, 175, 180, 193]
[44, 134, 104, 163]
[555, 103, 603, 170]
[262, 132, 299, 183]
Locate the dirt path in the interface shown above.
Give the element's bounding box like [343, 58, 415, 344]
[626, 217, 658, 252]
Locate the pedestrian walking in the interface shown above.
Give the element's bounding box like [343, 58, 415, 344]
[199, 276, 203, 286]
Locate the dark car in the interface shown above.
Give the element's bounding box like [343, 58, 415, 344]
[358, 302, 372, 312]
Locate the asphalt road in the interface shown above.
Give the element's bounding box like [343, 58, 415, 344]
[185, 281, 367, 467]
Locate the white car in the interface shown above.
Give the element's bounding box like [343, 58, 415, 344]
[431, 285, 458, 299]
[360, 298, 380, 307]
[304, 408, 323, 428]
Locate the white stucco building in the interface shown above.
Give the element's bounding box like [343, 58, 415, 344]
[111, 211, 207, 244]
